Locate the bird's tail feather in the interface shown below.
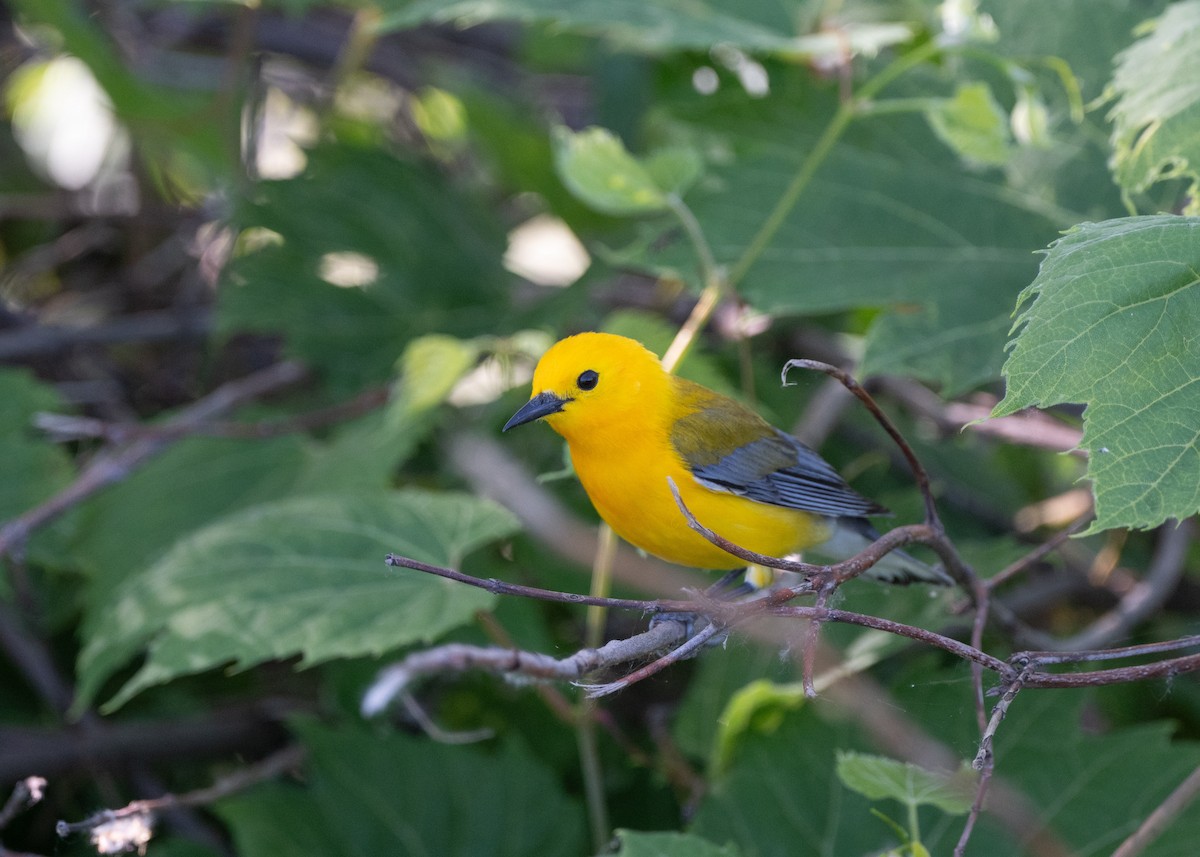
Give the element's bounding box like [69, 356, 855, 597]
[817, 518, 953, 586]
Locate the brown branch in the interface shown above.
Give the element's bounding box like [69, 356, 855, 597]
[0, 778, 45, 831]
[57, 744, 305, 842]
[361, 621, 690, 716]
[581, 622, 725, 698]
[969, 514, 1093, 731]
[383, 553, 679, 612]
[783, 359, 941, 530]
[0, 309, 211, 361]
[386, 548, 1200, 693]
[876, 377, 1084, 455]
[0, 602, 74, 717]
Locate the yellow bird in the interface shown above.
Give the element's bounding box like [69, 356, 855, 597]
[504, 332, 949, 586]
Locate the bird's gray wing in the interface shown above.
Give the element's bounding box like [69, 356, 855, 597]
[674, 410, 888, 518]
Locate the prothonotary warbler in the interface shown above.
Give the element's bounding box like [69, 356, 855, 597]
[504, 332, 951, 586]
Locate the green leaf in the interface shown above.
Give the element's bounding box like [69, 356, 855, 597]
[1108, 0, 1200, 211]
[671, 641, 796, 761]
[992, 215, 1200, 533]
[76, 490, 519, 711]
[925, 83, 1012, 168]
[631, 81, 1063, 394]
[553, 126, 669, 215]
[961, 691, 1200, 855]
[614, 830, 742, 857]
[695, 680, 1200, 856]
[74, 436, 309, 595]
[381, 0, 866, 56]
[220, 145, 508, 391]
[690, 704, 887, 856]
[221, 725, 587, 857]
[981, 0, 1168, 104]
[298, 332, 481, 492]
[836, 751, 973, 815]
[643, 146, 703, 197]
[0, 369, 75, 584]
[302, 721, 585, 857]
[711, 679, 806, 777]
[390, 334, 481, 418]
[218, 783, 340, 857]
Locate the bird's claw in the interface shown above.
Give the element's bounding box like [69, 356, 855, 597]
[649, 612, 728, 650]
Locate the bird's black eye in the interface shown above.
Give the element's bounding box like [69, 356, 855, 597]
[577, 369, 599, 391]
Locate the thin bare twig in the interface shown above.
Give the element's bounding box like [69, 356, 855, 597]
[783, 359, 942, 531]
[1022, 635, 1200, 665]
[383, 553, 678, 612]
[801, 581, 837, 697]
[969, 513, 1093, 731]
[57, 744, 305, 838]
[581, 622, 724, 698]
[362, 621, 690, 716]
[0, 777, 46, 831]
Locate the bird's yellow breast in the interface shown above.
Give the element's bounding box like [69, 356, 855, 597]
[565, 407, 829, 570]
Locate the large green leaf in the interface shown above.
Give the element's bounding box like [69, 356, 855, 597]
[633, 79, 1063, 394]
[220, 146, 508, 391]
[993, 215, 1200, 533]
[73, 436, 309, 594]
[223, 721, 585, 857]
[76, 490, 519, 711]
[217, 783, 341, 857]
[382, 0, 910, 59]
[982, 0, 1169, 102]
[965, 691, 1200, 856]
[689, 701, 886, 855]
[1108, 0, 1200, 211]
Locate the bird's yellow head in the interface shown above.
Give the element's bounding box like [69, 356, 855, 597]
[503, 332, 668, 443]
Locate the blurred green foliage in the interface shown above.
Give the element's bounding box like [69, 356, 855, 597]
[2, 1, 1198, 855]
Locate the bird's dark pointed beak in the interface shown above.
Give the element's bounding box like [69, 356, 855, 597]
[503, 391, 571, 431]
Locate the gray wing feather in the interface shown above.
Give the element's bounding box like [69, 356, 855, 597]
[690, 429, 888, 518]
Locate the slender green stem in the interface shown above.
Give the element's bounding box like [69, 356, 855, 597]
[661, 285, 720, 373]
[855, 97, 941, 116]
[585, 524, 618, 649]
[907, 782, 922, 851]
[660, 192, 726, 374]
[577, 702, 610, 853]
[728, 38, 943, 289]
[666, 193, 721, 292]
